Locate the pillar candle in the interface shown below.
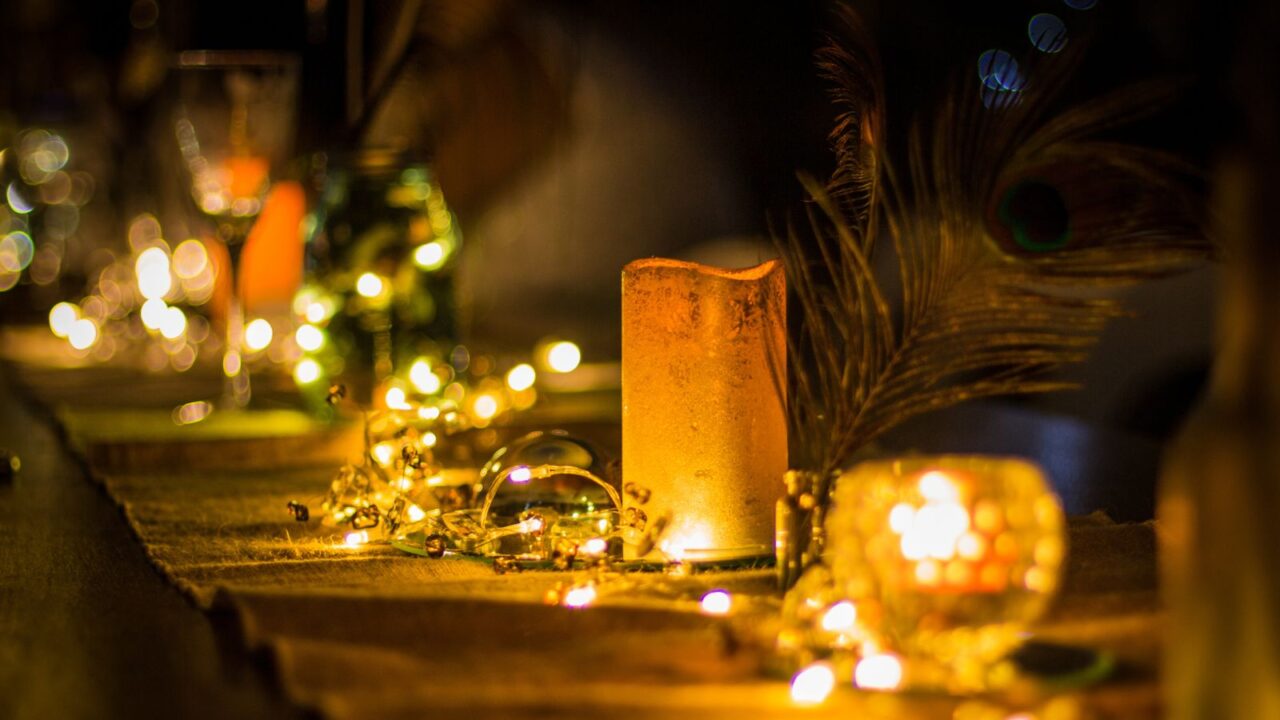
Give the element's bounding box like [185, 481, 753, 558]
[621, 258, 786, 561]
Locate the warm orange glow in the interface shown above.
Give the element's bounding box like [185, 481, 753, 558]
[621, 258, 786, 560]
[238, 182, 305, 315]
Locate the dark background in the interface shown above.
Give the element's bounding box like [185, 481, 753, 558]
[0, 0, 1248, 442]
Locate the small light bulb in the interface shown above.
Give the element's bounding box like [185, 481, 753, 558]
[699, 589, 733, 616]
[244, 318, 273, 352]
[508, 466, 532, 484]
[505, 363, 536, 391]
[581, 537, 608, 555]
[356, 272, 384, 298]
[344, 531, 369, 548]
[790, 663, 836, 705]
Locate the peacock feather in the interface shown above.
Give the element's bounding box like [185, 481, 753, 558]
[780, 6, 1214, 490]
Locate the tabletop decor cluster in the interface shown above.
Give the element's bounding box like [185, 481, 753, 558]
[20, 1, 1217, 712]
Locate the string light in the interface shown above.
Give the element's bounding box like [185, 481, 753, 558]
[699, 589, 733, 615]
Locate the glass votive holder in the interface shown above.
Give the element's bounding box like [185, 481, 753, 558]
[826, 455, 1066, 690]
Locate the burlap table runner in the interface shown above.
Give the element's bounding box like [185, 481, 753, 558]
[8, 358, 1163, 719]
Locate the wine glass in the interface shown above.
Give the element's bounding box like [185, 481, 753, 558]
[172, 50, 298, 408]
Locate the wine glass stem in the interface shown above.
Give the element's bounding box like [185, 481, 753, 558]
[223, 240, 251, 408]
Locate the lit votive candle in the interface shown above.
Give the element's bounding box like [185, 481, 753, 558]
[826, 456, 1065, 686]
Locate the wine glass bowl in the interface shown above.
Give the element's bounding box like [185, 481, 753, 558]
[172, 50, 299, 407]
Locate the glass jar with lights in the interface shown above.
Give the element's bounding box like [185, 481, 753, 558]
[293, 148, 462, 402]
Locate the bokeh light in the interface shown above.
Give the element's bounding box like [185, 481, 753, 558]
[1028, 14, 1068, 53]
[172, 239, 209, 279]
[159, 306, 187, 340]
[853, 653, 904, 691]
[355, 272, 384, 298]
[48, 302, 79, 338]
[294, 358, 322, 384]
[244, 318, 274, 351]
[699, 589, 733, 615]
[505, 363, 536, 391]
[68, 318, 98, 350]
[977, 50, 1026, 91]
[413, 241, 447, 270]
[135, 247, 172, 300]
[409, 358, 442, 394]
[140, 298, 168, 330]
[0, 231, 34, 272]
[295, 324, 325, 352]
[790, 663, 836, 705]
[544, 341, 581, 373]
